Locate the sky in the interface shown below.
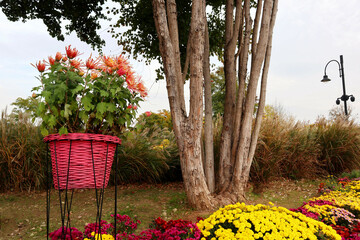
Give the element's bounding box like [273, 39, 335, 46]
[1, 0, 360, 123]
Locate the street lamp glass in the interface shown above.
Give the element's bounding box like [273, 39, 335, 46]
[321, 75, 331, 82]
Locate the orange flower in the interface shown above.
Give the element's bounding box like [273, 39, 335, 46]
[48, 56, 55, 66]
[126, 74, 137, 92]
[32, 60, 46, 72]
[70, 59, 81, 69]
[102, 56, 116, 68]
[145, 111, 152, 117]
[55, 52, 62, 61]
[136, 82, 147, 97]
[91, 72, 99, 80]
[86, 56, 99, 70]
[62, 56, 68, 62]
[65, 45, 80, 59]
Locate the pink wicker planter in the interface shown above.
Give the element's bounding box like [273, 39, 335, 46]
[44, 133, 121, 190]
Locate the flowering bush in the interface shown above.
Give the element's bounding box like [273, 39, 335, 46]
[49, 226, 83, 240]
[197, 202, 341, 240]
[32, 45, 147, 136]
[112, 214, 141, 235]
[49, 215, 200, 240]
[84, 220, 113, 238]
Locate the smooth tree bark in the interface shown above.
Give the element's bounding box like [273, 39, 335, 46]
[152, 0, 279, 209]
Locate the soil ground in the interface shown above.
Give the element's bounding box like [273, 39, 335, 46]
[0, 178, 322, 239]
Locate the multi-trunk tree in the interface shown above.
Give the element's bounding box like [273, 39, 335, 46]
[150, 0, 278, 209]
[1, 0, 279, 209]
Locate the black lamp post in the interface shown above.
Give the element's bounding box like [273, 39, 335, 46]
[321, 55, 355, 115]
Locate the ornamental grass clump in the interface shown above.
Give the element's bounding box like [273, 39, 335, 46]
[32, 45, 147, 136]
[197, 202, 341, 240]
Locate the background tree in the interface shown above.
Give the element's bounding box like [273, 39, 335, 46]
[1, 0, 279, 209]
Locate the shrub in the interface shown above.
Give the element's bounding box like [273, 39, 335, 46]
[315, 117, 360, 175]
[0, 110, 47, 191]
[115, 119, 180, 183]
[252, 106, 322, 184]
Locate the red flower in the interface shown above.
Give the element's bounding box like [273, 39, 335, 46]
[86, 56, 99, 70]
[55, 52, 62, 61]
[70, 59, 81, 69]
[117, 68, 127, 76]
[127, 105, 133, 109]
[32, 60, 46, 72]
[133, 105, 138, 110]
[48, 56, 55, 66]
[145, 111, 152, 117]
[65, 45, 80, 59]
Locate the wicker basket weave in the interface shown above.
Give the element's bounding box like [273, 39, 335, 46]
[44, 133, 121, 190]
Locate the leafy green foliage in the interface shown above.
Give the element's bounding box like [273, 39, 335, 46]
[0, 0, 107, 49]
[10, 96, 40, 121]
[110, 0, 225, 68]
[211, 67, 226, 116]
[32, 46, 146, 135]
[136, 110, 173, 132]
[114, 121, 180, 184]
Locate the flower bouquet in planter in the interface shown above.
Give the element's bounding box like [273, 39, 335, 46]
[32, 45, 147, 189]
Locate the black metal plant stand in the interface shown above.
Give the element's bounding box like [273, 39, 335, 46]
[46, 140, 119, 240]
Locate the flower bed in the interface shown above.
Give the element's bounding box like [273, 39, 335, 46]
[49, 215, 201, 240]
[49, 176, 360, 239]
[291, 178, 360, 239]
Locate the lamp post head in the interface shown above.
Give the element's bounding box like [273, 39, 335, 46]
[321, 75, 331, 82]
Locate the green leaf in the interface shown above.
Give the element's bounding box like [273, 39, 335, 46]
[38, 102, 46, 114]
[54, 83, 67, 101]
[82, 95, 94, 111]
[100, 90, 109, 97]
[107, 103, 116, 113]
[48, 115, 57, 128]
[59, 126, 68, 136]
[64, 104, 72, 119]
[40, 128, 49, 136]
[106, 113, 114, 126]
[79, 111, 89, 123]
[42, 90, 52, 102]
[96, 102, 107, 114]
[71, 85, 84, 96]
[96, 111, 104, 120]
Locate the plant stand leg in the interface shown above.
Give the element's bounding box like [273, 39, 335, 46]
[46, 144, 50, 240]
[114, 144, 118, 237]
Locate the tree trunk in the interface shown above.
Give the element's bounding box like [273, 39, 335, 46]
[203, 20, 215, 193]
[218, 0, 243, 192]
[230, 0, 276, 196]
